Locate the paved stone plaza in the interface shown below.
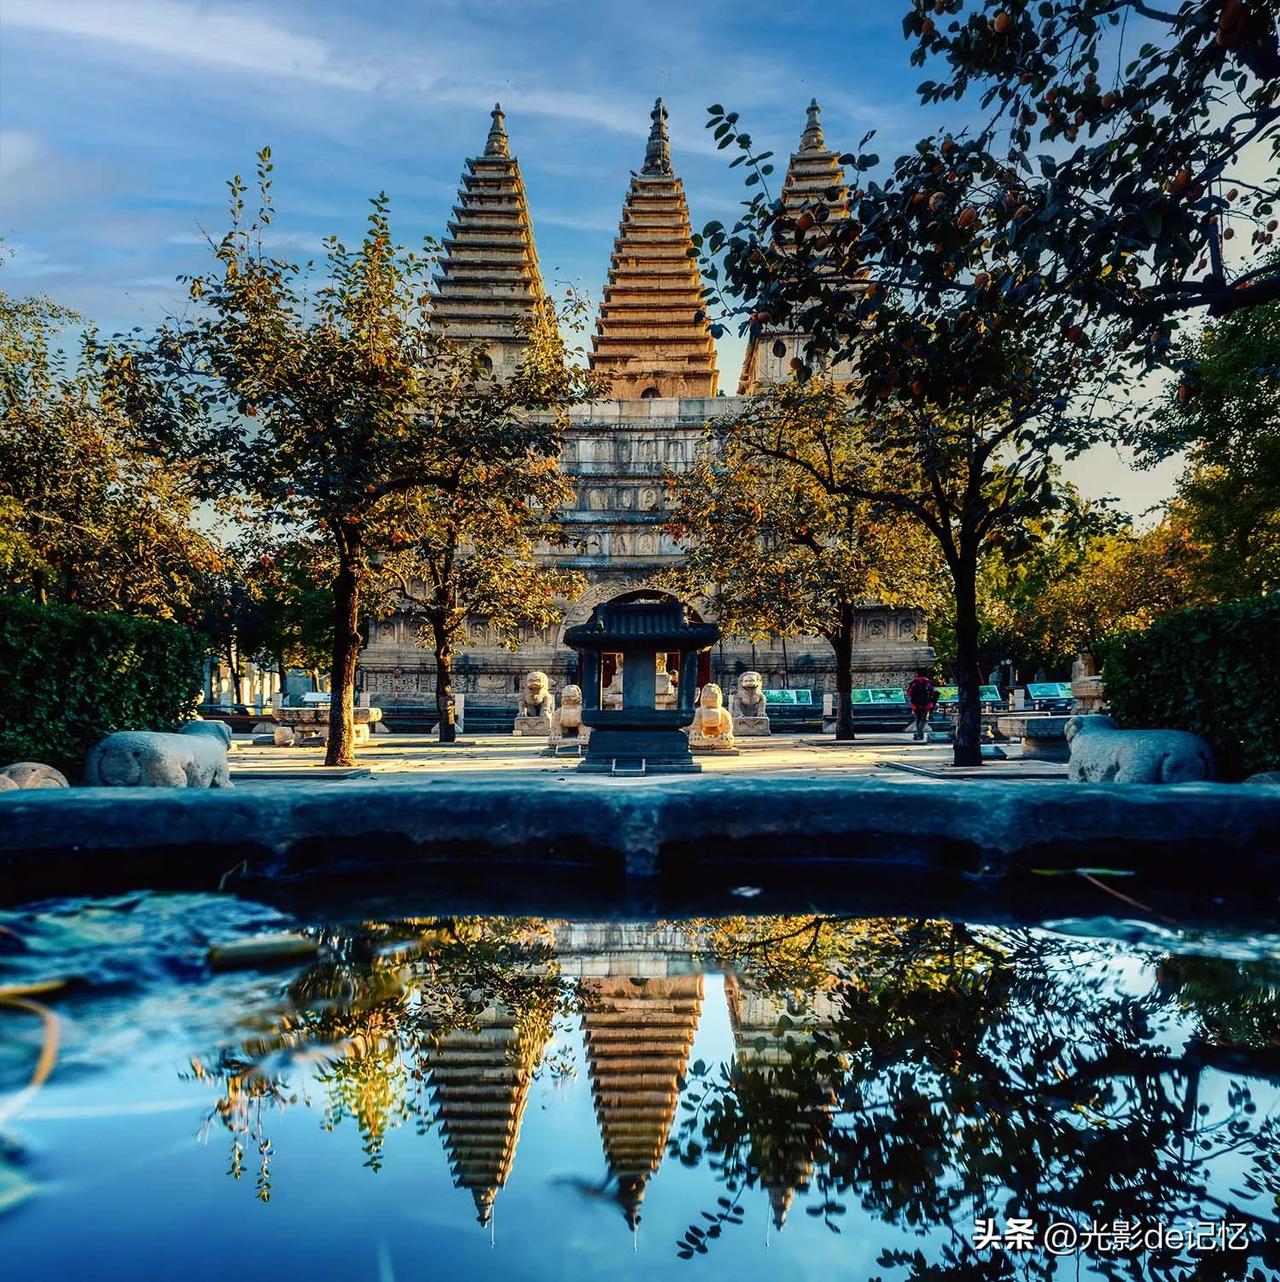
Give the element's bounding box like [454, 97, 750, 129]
[223, 730, 1065, 785]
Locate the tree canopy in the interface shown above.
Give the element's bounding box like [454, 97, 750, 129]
[667, 380, 945, 737]
[0, 284, 221, 621]
[109, 151, 596, 762]
[1142, 270, 1280, 597]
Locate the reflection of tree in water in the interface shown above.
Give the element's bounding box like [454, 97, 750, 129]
[673, 917, 1280, 1279]
[191, 917, 575, 1210]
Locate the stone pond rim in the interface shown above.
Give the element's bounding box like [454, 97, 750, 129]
[0, 777, 1278, 901]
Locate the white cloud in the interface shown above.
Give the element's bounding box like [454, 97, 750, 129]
[2, 0, 730, 155]
[0, 130, 124, 220]
[3, 0, 362, 87]
[0, 130, 42, 181]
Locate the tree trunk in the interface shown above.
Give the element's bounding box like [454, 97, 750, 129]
[832, 618, 856, 742]
[952, 554, 983, 767]
[325, 538, 363, 767]
[432, 621, 456, 744]
[227, 643, 241, 705]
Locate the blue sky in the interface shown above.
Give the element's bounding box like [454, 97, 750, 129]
[0, 0, 1179, 510]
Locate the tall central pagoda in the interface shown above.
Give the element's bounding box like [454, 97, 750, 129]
[590, 99, 718, 399]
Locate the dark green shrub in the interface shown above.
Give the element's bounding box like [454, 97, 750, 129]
[1103, 596, 1280, 781]
[0, 596, 206, 779]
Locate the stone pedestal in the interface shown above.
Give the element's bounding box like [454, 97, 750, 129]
[1072, 676, 1106, 715]
[994, 713, 1070, 763]
[513, 714, 551, 737]
[732, 715, 770, 737]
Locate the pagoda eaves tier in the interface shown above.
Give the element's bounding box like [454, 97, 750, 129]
[591, 99, 718, 400]
[432, 103, 550, 378]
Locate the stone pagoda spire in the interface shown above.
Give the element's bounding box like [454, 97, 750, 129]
[590, 99, 718, 399]
[737, 99, 852, 394]
[432, 104, 549, 378]
[425, 999, 549, 1227]
[642, 97, 673, 176]
[485, 101, 510, 158]
[580, 974, 704, 1229]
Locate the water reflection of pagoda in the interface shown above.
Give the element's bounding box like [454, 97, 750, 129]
[724, 975, 844, 1229]
[581, 974, 704, 1228]
[425, 999, 549, 1226]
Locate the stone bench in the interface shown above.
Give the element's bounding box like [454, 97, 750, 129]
[994, 714, 1071, 762]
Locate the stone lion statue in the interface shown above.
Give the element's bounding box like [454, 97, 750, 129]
[689, 682, 735, 750]
[84, 722, 233, 788]
[730, 671, 768, 719]
[519, 670, 555, 718]
[550, 684, 589, 745]
[180, 718, 233, 747]
[1065, 715, 1214, 784]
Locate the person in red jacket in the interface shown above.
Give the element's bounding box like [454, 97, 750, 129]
[905, 670, 938, 741]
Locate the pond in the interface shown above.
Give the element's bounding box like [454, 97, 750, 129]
[1, 892, 1278, 1281]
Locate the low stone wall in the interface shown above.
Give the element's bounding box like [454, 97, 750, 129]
[0, 777, 1276, 902]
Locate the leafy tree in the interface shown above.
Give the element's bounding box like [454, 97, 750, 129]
[948, 508, 1210, 678]
[673, 917, 1280, 1279]
[1142, 275, 1280, 597]
[247, 536, 338, 689]
[380, 452, 585, 743]
[696, 0, 1280, 760]
[666, 380, 945, 739]
[1031, 515, 1212, 657]
[0, 286, 221, 620]
[901, 0, 1280, 334]
[188, 558, 268, 704]
[109, 151, 594, 764]
[697, 108, 1122, 763]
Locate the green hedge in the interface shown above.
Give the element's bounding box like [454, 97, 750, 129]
[0, 596, 206, 779]
[1103, 595, 1280, 781]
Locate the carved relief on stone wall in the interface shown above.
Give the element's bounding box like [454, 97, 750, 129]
[867, 617, 887, 639]
[366, 669, 421, 697]
[637, 532, 657, 556]
[617, 487, 634, 510]
[587, 487, 607, 511]
[898, 616, 918, 639]
[614, 532, 630, 556]
[639, 486, 661, 511]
